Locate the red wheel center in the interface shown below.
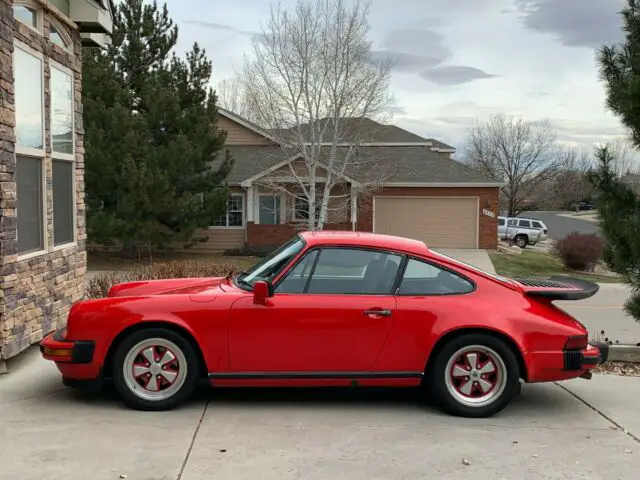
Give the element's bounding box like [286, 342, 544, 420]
[131, 345, 180, 392]
[449, 350, 499, 398]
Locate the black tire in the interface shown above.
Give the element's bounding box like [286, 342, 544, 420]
[427, 333, 521, 418]
[112, 327, 199, 411]
[514, 235, 528, 248]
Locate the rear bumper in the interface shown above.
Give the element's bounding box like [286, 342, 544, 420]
[527, 341, 609, 383]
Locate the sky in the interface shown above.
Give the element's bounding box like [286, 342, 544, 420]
[163, 0, 630, 150]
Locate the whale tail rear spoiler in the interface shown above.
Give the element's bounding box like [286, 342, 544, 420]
[512, 276, 600, 301]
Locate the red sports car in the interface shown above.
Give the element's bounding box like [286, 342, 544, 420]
[41, 231, 608, 417]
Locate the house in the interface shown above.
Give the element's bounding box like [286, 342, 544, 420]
[0, 0, 113, 365]
[188, 109, 503, 254]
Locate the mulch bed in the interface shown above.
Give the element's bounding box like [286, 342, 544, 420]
[594, 361, 640, 377]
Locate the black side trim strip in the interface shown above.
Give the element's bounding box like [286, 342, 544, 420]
[208, 371, 423, 380]
[581, 356, 601, 366]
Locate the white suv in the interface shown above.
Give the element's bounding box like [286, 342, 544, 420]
[497, 217, 547, 248]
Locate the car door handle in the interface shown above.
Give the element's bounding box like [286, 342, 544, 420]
[363, 309, 392, 317]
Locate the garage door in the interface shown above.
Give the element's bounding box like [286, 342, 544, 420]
[373, 197, 478, 248]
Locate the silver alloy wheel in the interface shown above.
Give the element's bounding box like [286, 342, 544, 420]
[444, 345, 508, 408]
[122, 337, 188, 402]
[515, 236, 527, 248]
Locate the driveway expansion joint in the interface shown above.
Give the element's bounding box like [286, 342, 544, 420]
[555, 382, 640, 443]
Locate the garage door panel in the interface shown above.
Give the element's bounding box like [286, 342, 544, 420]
[374, 197, 478, 248]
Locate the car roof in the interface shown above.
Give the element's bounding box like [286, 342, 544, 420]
[299, 231, 429, 254]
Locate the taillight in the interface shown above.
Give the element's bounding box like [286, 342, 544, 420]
[564, 335, 588, 350]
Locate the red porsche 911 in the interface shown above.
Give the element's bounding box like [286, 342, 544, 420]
[41, 231, 608, 418]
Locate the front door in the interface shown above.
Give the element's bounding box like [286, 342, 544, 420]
[228, 247, 403, 372]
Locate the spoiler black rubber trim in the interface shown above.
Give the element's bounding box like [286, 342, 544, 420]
[521, 276, 600, 301]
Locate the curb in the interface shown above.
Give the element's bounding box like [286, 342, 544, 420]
[608, 345, 640, 363]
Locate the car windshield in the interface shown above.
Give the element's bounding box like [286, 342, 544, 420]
[237, 236, 305, 288]
[430, 250, 512, 284]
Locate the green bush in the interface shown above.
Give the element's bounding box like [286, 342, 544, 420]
[86, 260, 244, 299]
[554, 232, 605, 272]
[223, 245, 272, 257]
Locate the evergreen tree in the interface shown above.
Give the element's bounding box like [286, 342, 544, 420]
[589, 147, 640, 319]
[594, 0, 640, 320]
[83, 0, 232, 254]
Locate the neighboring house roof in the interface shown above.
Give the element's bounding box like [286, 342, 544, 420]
[212, 145, 498, 186]
[425, 138, 455, 151]
[267, 118, 441, 146]
[211, 110, 499, 187]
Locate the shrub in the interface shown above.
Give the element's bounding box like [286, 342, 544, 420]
[86, 260, 245, 299]
[554, 232, 605, 272]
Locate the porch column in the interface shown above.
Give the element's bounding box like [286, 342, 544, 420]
[350, 187, 358, 231]
[246, 185, 255, 223]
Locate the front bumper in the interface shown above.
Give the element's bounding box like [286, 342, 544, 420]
[564, 341, 609, 371]
[40, 328, 95, 364]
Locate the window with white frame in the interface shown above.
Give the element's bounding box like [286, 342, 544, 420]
[14, 44, 45, 255]
[259, 195, 281, 225]
[49, 20, 72, 51]
[212, 194, 244, 227]
[13, 1, 41, 31]
[51, 63, 75, 246]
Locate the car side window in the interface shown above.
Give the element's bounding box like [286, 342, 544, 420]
[305, 248, 402, 295]
[397, 258, 474, 295]
[518, 219, 531, 228]
[532, 221, 542, 228]
[507, 219, 517, 226]
[498, 218, 505, 226]
[275, 250, 319, 293]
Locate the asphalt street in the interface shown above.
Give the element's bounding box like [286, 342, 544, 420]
[518, 211, 600, 241]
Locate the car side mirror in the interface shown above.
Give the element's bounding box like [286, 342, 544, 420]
[253, 280, 273, 305]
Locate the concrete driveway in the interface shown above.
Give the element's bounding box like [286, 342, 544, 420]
[1, 348, 638, 480]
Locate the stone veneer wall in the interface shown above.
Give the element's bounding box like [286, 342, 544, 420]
[0, 0, 86, 361]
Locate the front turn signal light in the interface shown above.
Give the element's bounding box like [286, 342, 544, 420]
[44, 347, 73, 357]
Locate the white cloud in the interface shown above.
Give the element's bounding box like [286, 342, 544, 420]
[165, 0, 630, 149]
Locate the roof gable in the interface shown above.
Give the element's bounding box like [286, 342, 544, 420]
[217, 109, 277, 146]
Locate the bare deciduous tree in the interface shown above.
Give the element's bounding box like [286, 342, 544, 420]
[606, 138, 640, 177]
[215, 77, 261, 124]
[240, 0, 393, 229]
[463, 114, 561, 216]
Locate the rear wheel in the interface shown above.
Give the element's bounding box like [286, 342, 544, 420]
[112, 328, 199, 411]
[514, 235, 528, 248]
[428, 333, 521, 418]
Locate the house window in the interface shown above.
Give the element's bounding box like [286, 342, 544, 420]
[50, 65, 74, 155]
[16, 156, 45, 254]
[14, 46, 43, 150]
[15, 42, 45, 256]
[212, 194, 244, 227]
[52, 160, 74, 246]
[13, 3, 40, 31]
[49, 22, 72, 51]
[259, 195, 281, 224]
[50, 63, 75, 246]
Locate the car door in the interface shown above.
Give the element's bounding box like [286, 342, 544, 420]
[228, 247, 402, 373]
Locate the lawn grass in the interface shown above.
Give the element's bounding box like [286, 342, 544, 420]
[488, 250, 623, 284]
[87, 250, 260, 272]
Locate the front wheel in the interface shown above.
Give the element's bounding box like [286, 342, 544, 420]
[112, 328, 199, 411]
[428, 333, 521, 418]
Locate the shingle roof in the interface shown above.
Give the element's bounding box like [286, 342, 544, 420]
[213, 145, 498, 185]
[269, 118, 433, 144]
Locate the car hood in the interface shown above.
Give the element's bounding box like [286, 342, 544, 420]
[107, 277, 230, 298]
